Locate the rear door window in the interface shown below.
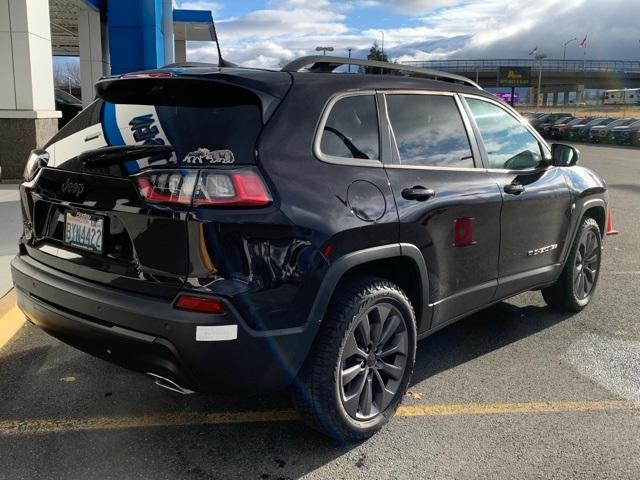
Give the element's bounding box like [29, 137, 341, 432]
[319, 95, 379, 161]
[385, 94, 474, 168]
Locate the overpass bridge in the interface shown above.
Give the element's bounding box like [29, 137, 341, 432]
[401, 59, 640, 104]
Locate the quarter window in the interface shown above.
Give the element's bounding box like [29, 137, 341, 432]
[386, 94, 474, 168]
[320, 95, 379, 161]
[466, 98, 543, 170]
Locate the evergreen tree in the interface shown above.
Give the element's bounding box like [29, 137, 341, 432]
[362, 42, 388, 74]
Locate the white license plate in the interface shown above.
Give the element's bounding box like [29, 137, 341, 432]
[64, 212, 104, 254]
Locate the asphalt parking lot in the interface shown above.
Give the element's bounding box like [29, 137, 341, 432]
[0, 143, 639, 480]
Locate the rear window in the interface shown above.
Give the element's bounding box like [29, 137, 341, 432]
[319, 95, 379, 161]
[101, 102, 262, 166]
[98, 78, 265, 166]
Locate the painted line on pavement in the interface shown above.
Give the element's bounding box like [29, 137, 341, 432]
[0, 400, 635, 435]
[0, 290, 24, 349]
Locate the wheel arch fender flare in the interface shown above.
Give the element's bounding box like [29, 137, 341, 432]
[305, 243, 431, 332]
[561, 197, 607, 267]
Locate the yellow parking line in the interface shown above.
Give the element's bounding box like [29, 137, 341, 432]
[0, 400, 635, 435]
[0, 290, 25, 349]
[397, 400, 636, 417]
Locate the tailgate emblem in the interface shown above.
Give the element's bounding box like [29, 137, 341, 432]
[61, 178, 85, 197]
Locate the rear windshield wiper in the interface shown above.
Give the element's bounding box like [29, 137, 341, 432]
[79, 145, 175, 167]
[324, 127, 370, 160]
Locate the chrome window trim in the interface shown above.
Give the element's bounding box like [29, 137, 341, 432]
[313, 90, 383, 168]
[460, 93, 553, 174]
[379, 90, 457, 97]
[384, 164, 488, 172]
[381, 90, 484, 172]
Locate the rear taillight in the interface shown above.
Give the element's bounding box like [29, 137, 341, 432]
[23, 149, 49, 182]
[135, 168, 271, 208]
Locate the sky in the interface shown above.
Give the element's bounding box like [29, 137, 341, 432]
[176, 0, 640, 68]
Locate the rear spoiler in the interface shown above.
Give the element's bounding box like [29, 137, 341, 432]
[95, 72, 291, 122]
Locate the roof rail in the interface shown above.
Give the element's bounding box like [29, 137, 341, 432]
[281, 55, 482, 89]
[163, 62, 217, 68]
[162, 59, 239, 69]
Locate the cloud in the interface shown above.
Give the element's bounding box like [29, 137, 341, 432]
[385, 0, 463, 13]
[185, 0, 640, 68]
[178, 1, 223, 13]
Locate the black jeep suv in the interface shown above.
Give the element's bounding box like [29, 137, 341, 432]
[12, 56, 609, 441]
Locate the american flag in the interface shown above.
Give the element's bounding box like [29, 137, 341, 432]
[578, 36, 588, 49]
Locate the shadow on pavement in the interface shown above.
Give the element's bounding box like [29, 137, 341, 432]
[411, 301, 574, 385]
[0, 299, 575, 479]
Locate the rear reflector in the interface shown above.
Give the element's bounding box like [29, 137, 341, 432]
[135, 168, 271, 208]
[175, 295, 226, 314]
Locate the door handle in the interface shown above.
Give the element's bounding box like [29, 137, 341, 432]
[504, 183, 525, 195]
[401, 186, 435, 201]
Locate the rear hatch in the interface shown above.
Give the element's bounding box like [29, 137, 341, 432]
[21, 69, 292, 298]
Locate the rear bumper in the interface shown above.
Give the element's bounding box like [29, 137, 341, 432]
[11, 254, 318, 394]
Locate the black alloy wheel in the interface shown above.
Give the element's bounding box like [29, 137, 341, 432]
[573, 229, 600, 300]
[339, 302, 409, 420]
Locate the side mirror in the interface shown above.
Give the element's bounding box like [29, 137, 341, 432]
[551, 143, 579, 167]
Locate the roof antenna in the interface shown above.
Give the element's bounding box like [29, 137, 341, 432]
[211, 18, 237, 68]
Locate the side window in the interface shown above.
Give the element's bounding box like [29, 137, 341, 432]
[466, 98, 543, 170]
[386, 94, 474, 168]
[320, 95, 379, 161]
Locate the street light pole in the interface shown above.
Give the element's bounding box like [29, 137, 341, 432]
[535, 53, 547, 111]
[563, 37, 577, 62]
[380, 31, 385, 57]
[347, 48, 352, 72]
[315, 46, 334, 56]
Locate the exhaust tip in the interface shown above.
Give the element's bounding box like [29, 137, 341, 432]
[147, 372, 196, 395]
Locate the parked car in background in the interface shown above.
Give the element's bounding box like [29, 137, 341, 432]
[549, 117, 590, 140]
[524, 112, 545, 122]
[529, 112, 572, 128]
[609, 119, 640, 145]
[589, 118, 636, 143]
[568, 118, 613, 141]
[55, 89, 83, 128]
[536, 116, 573, 137]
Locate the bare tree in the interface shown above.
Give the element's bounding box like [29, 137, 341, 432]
[53, 61, 81, 92]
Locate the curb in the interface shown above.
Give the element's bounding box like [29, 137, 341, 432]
[0, 289, 25, 349]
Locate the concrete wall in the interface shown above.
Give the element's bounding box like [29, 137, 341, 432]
[0, 0, 59, 180]
[78, 5, 110, 106]
[0, 117, 57, 179]
[0, 0, 56, 112]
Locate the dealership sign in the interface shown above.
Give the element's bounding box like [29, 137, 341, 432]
[498, 66, 531, 87]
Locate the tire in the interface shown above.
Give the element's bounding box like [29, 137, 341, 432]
[542, 217, 602, 312]
[292, 276, 417, 441]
